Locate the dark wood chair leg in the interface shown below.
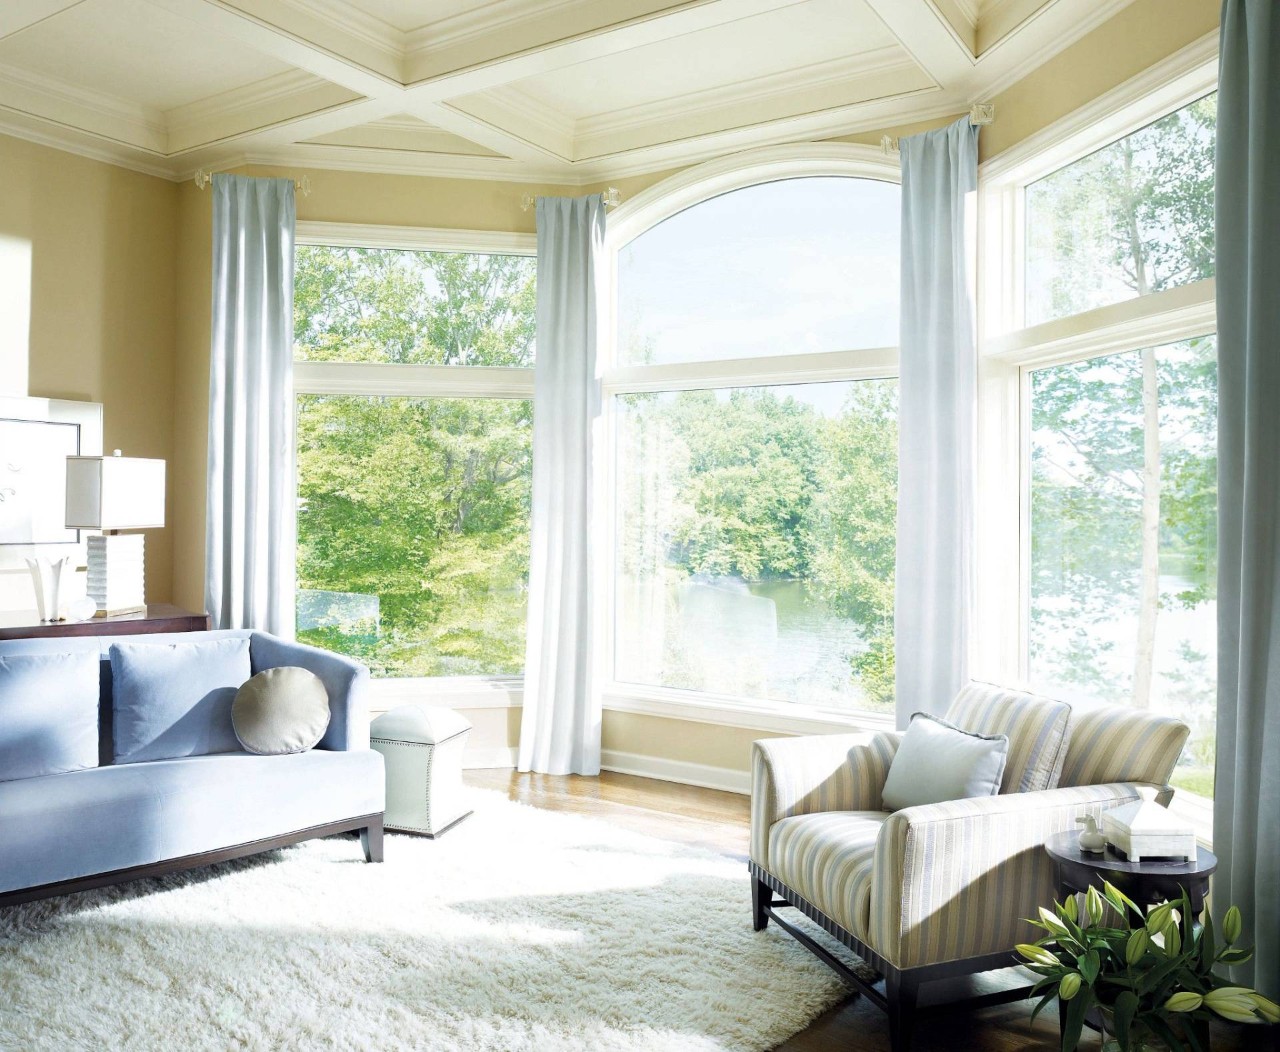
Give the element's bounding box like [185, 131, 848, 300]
[752, 875, 770, 931]
[360, 818, 384, 863]
[886, 970, 918, 1052]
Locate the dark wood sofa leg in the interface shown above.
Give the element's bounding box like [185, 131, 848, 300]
[887, 970, 918, 1052]
[752, 875, 770, 931]
[360, 818, 384, 863]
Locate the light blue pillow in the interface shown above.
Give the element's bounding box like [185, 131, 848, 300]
[111, 638, 252, 764]
[0, 651, 100, 781]
[881, 712, 1009, 811]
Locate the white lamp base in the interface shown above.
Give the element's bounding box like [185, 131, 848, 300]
[87, 533, 147, 617]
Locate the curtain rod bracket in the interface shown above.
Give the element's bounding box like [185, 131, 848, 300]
[521, 186, 622, 212]
[194, 168, 313, 197]
[882, 105, 994, 154]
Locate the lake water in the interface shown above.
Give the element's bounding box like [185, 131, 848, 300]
[615, 575, 875, 711]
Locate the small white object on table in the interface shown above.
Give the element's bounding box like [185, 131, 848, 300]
[1101, 786, 1196, 862]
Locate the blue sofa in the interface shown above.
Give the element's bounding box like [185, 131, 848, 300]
[0, 630, 385, 908]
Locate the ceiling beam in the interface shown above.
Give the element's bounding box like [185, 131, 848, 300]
[861, 0, 976, 88]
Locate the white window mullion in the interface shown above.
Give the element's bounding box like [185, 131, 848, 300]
[294, 361, 535, 400]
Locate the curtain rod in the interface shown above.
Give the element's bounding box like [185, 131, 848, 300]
[193, 168, 314, 197]
[881, 103, 995, 154]
[520, 186, 621, 212]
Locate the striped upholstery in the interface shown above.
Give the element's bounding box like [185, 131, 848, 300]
[868, 783, 1146, 969]
[767, 811, 887, 943]
[750, 732, 899, 865]
[1059, 706, 1189, 787]
[945, 682, 1072, 793]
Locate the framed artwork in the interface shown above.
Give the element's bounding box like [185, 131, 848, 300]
[0, 396, 103, 571]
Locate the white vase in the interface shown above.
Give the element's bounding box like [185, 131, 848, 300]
[25, 556, 74, 622]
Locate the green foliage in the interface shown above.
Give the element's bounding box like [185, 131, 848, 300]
[294, 247, 534, 677]
[1019, 886, 1278, 1051]
[619, 381, 898, 710]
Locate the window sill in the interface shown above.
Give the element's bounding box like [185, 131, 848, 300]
[368, 675, 523, 713]
[601, 682, 895, 737]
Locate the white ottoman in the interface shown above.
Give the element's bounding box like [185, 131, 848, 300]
[370, 705, 473, 837]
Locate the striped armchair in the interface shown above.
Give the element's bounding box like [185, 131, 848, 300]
[748, 684, 1189, 1052]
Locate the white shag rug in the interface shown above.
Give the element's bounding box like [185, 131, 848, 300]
[0, 791, 862, 1051]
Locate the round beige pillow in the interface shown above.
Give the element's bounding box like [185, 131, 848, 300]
[232, 666, 331, 756]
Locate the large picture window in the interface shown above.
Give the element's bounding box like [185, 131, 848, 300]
[615, 380, 897, 712]
[293, 242, 535, 680]
[608, 171, 901, 718]
[1028, 336, 1217, 798]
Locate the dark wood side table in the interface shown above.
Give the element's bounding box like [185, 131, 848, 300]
[0, 603, 211, 641]
[1045, 830, 1217, 918]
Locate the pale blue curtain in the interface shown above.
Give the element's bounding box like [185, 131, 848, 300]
[205, 174, 296, 634]
[894, 117, 980, 727]
[1214, 0, 1280, 998]
[518, 195, 606, 775]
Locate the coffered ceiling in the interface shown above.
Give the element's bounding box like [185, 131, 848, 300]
[0, 0, 1136, 184]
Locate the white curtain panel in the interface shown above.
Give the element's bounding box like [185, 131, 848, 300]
[518, 194, 606, 776]
[1215, 0, 1280, 998]
[205, 174, 297, 635]
[894, 117, 980, 727]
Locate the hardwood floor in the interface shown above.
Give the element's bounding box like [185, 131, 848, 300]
[465, 769, 1275, 1052]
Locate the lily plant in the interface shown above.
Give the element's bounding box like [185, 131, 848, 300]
[1017, 881, 1278, 1051]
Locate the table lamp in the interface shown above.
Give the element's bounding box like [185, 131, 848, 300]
[65, 450, 166, 617]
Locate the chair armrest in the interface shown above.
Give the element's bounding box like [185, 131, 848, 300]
[249, 633, 371, 751]
[868, 782, 1161, 969]
[750, 731, 900, 865]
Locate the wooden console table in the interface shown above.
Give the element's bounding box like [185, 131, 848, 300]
[0, 604, 210, 641]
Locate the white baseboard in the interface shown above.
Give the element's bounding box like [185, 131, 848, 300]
[463, 746, 519, 770]
[458, 745, 751, 794]
[600, 749, 750, 795]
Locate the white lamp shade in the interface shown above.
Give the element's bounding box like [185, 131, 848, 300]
[65, 455, 166, 530]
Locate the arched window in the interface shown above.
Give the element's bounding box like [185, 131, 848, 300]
[603, 150, 901, 718]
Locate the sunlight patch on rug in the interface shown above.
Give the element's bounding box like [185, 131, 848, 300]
[1, 791, 866, 1051]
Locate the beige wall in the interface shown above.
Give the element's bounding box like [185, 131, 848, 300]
[0, 133, 178, 607]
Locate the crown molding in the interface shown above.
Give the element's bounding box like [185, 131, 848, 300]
[0, 61, 166, 152]
[233, 143, 576, 184]
[455, 85, 575, 160]
[0, 110, 174, 180]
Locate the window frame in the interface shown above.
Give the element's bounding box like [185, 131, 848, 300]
[974, 33, 1218, 689]
[973, 37, 1219, 839]
[597, 144, 903, 735]
[292, 221, 536, 714]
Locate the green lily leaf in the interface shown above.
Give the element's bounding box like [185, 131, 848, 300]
[1113, 990, 1139, 1048]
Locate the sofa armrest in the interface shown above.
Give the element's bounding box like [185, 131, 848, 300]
[750, 731, 900, 865]
[867, 782, 1161, 969]
[249, 633, 370, 751]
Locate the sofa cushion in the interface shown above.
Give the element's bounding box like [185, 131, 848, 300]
[111, 637, 251, 764]
[945, 683, 1072, 793]
[0, 765, 163, 893]
[1058, 706, 1189, 787]
[881, 713, 1008, 811]
[138, 750, 384, 860]
[767, 811, 889, 944]
[232, 666, 330, 756]
[0, 651, 100, 781]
